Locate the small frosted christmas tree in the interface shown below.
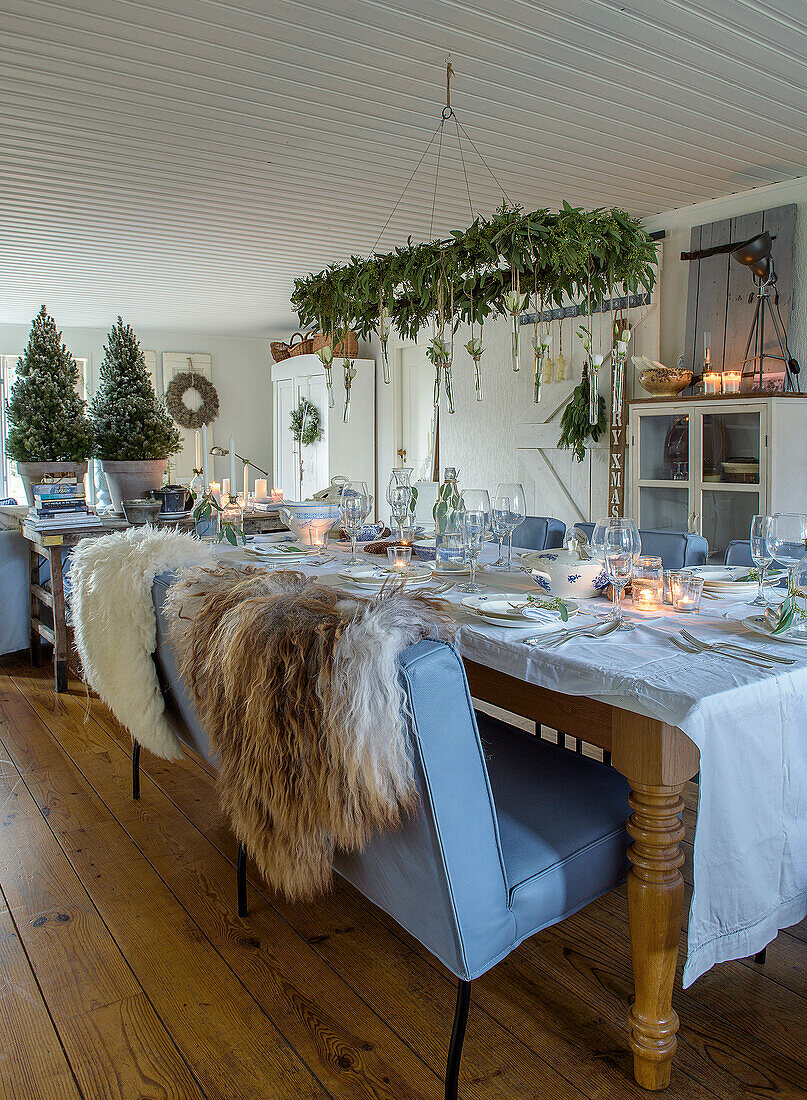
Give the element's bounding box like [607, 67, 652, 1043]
[5, 306, 93, 462]
[90, 317, 181, 460]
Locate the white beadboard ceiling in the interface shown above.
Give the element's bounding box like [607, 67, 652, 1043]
[3, 0, 807, 335]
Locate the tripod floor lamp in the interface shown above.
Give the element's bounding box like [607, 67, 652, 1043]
[731, 231, 801, 393]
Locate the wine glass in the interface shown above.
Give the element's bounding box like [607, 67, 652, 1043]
[767, 513, 807, 594]
[340, 481, 371, 565]
[492, 483, 526, 572]
[490, 511, 507, 567]
[389, 485, 410, 542]
[457, 489, 490, 593]
[599, 518, 641, 630]
[749, 514, 774, 606]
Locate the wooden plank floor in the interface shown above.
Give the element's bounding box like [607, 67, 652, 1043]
[0, 659, 805, 1099]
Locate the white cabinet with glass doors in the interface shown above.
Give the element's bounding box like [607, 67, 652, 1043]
[628, 395, 807, 562]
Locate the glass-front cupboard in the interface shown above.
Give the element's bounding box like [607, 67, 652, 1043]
[628, 396, 807, 561]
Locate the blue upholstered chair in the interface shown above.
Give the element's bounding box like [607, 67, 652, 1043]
[573, 523, 708, 568]
[512, 515, 566, 550]
[148, 574, 629, 1098]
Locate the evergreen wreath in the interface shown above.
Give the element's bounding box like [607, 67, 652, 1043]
[165, 370, 220, 429]
[290, 398, 323, 447]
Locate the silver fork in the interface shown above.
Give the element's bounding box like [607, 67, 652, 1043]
[680, 628, 795, 665]
[526, 620, 620, 647]
[671, 635, 774, 670]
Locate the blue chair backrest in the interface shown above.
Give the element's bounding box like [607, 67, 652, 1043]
[725, 540, 786, 571]
[150, 574, 511, 980]
[513, 516, 566, 551]
[573, 522, 708, 569]
[0, 497, 18, 506]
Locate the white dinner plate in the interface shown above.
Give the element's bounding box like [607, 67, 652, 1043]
[337, 564, 433, 588]
[742, 614, 807, 646]
[428, 561, 470, 577]
[461, 593, 579, 628]
[688, 565, 786, 591]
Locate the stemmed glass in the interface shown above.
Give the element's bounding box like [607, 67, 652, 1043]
[598, 517, 641, 630]
[389, 486, 410, 542]
[749, 514, 774, 606]
[490, 511, 507, 567]
[492, 483, 526, 572]
[340, 481, 371, 565]
[458, 489, 490, 594]
[766, 513, 807, 595]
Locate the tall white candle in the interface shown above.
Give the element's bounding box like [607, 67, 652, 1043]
[222, 478, 230, 498]
[243, 461, 249, 505]
[229, 435, 236, 495]
[194, 430, 201, 470]
[254, 479, 268, 501]
[202, 424, 209, 489]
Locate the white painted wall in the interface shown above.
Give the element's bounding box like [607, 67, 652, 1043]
[0, 322, 273, 485]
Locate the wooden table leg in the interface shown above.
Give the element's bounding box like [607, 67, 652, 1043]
[625, 782, 686, 1090]
[48, 547, 68, 693]
[611, 711, 699, 1091]
[29, 547, 42, 668]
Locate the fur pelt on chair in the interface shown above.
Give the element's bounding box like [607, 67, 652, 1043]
[71, 526, 214, 759]
[166, 565, 454, 900]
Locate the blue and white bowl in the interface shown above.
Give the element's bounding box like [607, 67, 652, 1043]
[278, 501, 341, 543]
[412, 539, 437, 562]
[520, 548, 609, 599]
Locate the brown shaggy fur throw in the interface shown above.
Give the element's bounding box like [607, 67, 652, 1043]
[165, 565, 454, 900]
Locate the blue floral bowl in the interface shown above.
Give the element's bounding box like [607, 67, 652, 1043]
[520, 548, 609, 599]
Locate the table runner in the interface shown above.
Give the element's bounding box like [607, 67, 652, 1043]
[217, 538, 807, 986]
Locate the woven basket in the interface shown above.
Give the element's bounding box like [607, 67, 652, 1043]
[270, 332, 314, 362]
[307, 331, 359, 359]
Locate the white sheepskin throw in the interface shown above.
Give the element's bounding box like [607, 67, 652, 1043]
[71, 525, 214, 759]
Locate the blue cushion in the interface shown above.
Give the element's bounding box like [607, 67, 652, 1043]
[574, 523, 708, 569]
[513, 516, 566, 551]
[478, 715, 629, 942]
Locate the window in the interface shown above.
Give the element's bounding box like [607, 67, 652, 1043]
[1, 354, 89, 502]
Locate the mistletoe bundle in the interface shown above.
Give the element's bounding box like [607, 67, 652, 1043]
[5, 306, 93, 462]
[90, 318, 181, 460]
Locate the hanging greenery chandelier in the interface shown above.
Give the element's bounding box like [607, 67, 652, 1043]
[291, 61, 658, 346]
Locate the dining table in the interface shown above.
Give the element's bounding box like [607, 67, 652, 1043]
[216, 534, 807, 1092]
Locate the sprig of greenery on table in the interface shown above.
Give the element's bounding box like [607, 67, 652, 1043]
[193, 496, 246, 546]
[771, 594, 795, 635]
[526, 594, 570, 622]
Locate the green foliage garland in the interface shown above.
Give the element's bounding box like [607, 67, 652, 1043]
[290, 398, 323, 447]
[5, 306, 93, 462]
[558, 374, 607, 463]
[291, 202, 658, 343]
[90, 317, 182, 460]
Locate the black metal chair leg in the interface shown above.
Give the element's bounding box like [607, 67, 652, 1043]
[132, 740, 141, 800]
[754, 947, 767, 965]
[445, 979, 471, 1100]
[237, 843, 248, 918]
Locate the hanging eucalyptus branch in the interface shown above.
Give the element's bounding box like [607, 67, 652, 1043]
[558, 374, 607, 462]
[291, 202, 657, 344]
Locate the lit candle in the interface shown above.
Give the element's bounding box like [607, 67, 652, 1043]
[195, 430, 201, 470]
[723, 371, 741, 394]
[202, 424, 209, 489]
[209, 481, 221, 503]
[254, 479, 268, 501]
[387, 546, 412, 572]
[703, 372, 721, 396]
[229, 435, 237, 493]
[271, 487, 283, 501]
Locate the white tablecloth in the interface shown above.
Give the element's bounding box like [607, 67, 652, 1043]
[219, 538, 807, 986]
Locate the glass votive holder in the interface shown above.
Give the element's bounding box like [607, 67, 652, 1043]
[703, 372, 722, 396]
[664, 569, 688, 605]
[672, 575, 704, 613]
[631, 556, 663, 610]
[398, 522, 417, 546]
[723, 371, 741, 394]
[387, 545, 412, 572]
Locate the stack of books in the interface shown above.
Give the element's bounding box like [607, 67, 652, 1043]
[29, 479, 103, 530]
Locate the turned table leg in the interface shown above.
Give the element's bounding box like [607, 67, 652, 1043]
[626, 782, 686, 1090]
[611, 711, 698, 1092]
